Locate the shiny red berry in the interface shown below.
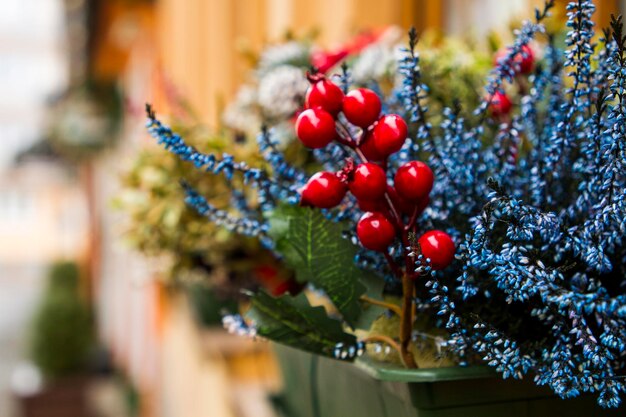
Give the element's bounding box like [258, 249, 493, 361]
[360, 127, 384, 161]
[357, 212, 396, 252]
[306, 78, 344, 115]
[295, 108, 336, 149]
[300, 172, 347, 208]
[418, 230, 455, 270]
[489, 91, 512, 117]
[349, 163, 387, 201]
[394, 161, 433, 201]
[371, 114, 408, 157]
[342, 88, 381, 128]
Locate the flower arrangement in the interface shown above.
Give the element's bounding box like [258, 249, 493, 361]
[223, 28, 490, 143]
[121, 32, 488, 295]
[145, 0, 626, 407]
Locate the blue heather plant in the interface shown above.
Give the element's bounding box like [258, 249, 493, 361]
[146, 0, 626, 407]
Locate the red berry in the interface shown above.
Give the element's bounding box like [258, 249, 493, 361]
[515, 45, 534, 74]
[306, 78, 344, 115]
[300, 172, 347, 208]
[356, 197, 386, 213]
[295, 108, 336, 149]
[489, 91, 512, 117]
[414, 195, 430, 216]
[494, 45, 534, 75]
[342, 88, 381, 128]
[418, 230, 455, 270]
[371, 114, 408, 157]
[348, 163, 387, 201]
[310, 49, 349, 74]
[360, 127, 385, 161]
[386, 185, 414, 215]
[357, 212, 396, 252]
[394, 161, 433, 201]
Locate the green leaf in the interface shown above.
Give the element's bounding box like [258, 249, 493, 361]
[246, 291, 356, 357]
[355, 271, 386, 331]
[267, 205, 369, 327]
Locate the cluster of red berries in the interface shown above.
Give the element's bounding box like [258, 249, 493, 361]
[489, 44, 535, 118]
[295, 74, 455, 271]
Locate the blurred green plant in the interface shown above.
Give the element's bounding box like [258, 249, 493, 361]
[30, 262, 93, 379]
[115, 123, 296, 298]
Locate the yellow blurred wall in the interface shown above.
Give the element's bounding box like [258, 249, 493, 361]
[155, 0, 442, 126]
[154, 0, 623, 127]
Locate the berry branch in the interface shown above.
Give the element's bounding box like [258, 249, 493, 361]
[297, 74, 456, 368]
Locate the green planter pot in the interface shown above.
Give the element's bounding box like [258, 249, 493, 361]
[272, 344, 621, 417]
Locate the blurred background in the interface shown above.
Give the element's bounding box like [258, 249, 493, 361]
[0, 0, 624, 416]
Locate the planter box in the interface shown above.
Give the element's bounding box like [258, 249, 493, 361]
[272, 344, 622, 417]
[17, 376, 92, 417]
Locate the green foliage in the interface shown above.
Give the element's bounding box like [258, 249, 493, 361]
[247, 291, 356, 357]
[115, 124, 271, 289]
[267, 205, 366, 326]
[186, 283, 238, 327]
[47, 262, 81, 292]
[31, 262, 93, 379]
[419, 34, 492, 113]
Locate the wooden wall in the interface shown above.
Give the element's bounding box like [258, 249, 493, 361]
[155, 0, 443, 126]
[154, 0, 624, 127]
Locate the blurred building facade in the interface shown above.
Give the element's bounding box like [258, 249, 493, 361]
[0, 2, 78, 416]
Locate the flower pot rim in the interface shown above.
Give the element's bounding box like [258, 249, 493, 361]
[355, 355, 495, 383]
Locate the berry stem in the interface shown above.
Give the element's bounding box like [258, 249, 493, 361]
[336, 120, 357, 144]
[360, 296, 402, 316]
[335, 118, 417, 369]
[383, 252, 403, 279]
[405, 205, 420, 232]
[361, 335, 402, 357]
[400, 272, 418, 368]
[335, 135, 355, 148]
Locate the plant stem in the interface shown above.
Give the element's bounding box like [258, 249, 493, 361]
[384, 193, 403, 227]
[360, 295, 402, 316]
[334, 118, 416, 368]
[383, 252, 403, 279]
[362, 335, 402, 356]
[400, 272, 418, 368]
[405, 205, 420, 232]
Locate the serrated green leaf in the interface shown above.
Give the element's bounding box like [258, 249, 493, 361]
[246, 291, 356, 357]
[266, 205, 370, 327]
